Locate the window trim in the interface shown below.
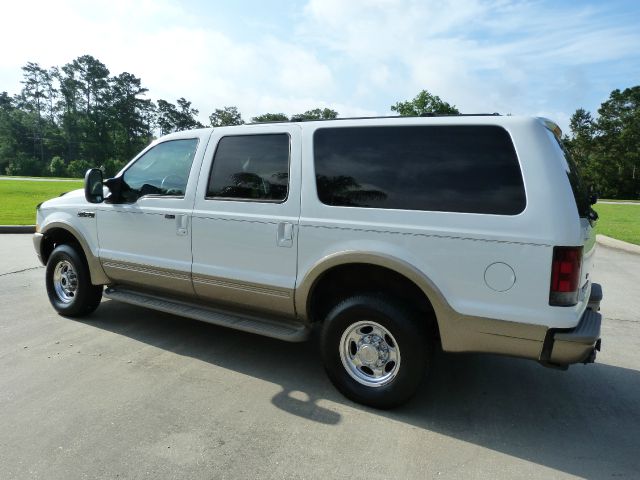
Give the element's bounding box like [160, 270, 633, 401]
[204, 132, 292, 204]
[311, 124, 527, 216]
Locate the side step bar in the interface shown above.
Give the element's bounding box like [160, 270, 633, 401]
[104, 287, 311, 342]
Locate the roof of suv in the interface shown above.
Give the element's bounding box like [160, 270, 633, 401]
[159, 115, 562, 141]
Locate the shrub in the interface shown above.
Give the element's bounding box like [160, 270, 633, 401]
[48, 156, 66, 177]
[66, 159, 92, 178]
[5, 154, 42, 176]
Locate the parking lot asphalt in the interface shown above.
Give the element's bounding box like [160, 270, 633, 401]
[1, 234, 639, 479]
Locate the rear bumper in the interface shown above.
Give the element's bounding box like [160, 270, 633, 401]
[540, 283, 603, 368]
[587, 282, 602, 311]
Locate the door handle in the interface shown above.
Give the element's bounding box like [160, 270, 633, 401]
[164, 214, 176, 219]
[176, 214, 188, 236]
[277, 222, 294, 247]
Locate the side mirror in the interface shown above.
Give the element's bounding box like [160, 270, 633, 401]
[84, 168, 104, 203]
[104, 176, 123, 203]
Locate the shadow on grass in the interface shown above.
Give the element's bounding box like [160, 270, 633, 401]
[78, 299, 640, 478]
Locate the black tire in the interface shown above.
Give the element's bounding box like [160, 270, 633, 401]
[320, 295, 430, 409]
[45, 244, 103, 317]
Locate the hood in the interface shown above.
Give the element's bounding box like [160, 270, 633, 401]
[41, 188, 87, 208]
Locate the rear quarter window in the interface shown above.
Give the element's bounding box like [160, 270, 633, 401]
[313, 125, 526, 215]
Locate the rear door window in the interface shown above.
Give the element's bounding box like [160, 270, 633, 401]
[207, 134, 290, 202]
[313, 125, 526, 215]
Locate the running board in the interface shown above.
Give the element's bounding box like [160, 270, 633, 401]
[103, 287, 310, 342]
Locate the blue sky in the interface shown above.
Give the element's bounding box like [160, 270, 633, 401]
[1, 0, 639, 133]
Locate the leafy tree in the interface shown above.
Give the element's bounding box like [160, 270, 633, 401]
[176, 97, 204, 130]
[109, 72, 154, 161]
[593, 87, 640, 198]
[67, 55, 110, 116]
[0, 92, 35, 174]
[209, 106, 244, 126]
[16, 62, 55, 164]
[1, 56, 157, 176]
[54, 55, 112, 164]
[0, 91, 12, 112]
[56, 63, 82, 162]
[291, 108, 338, 121]
[251, 113, 289, 123]
[43, 67, 59, 125]
[565, 86, 640, 199]
[391, 90, 460, 116]
[18, 62, 49, 122]
[48, 156, 66, 176]
[155, 97, 204, 134]
[564, 109, 597, 189]
[155, 99, 178, 136]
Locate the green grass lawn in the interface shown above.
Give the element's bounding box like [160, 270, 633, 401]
[0, 179, 83, 225]
[594, 203, 640, 245]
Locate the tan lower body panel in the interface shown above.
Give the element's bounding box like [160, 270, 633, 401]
[437, 311, 547, 361]
[101, 259, 295, 318]
[101, 260, 195, 297]
[193, 274, 295, 318]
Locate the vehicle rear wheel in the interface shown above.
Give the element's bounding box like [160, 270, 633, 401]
[320, 295, 429, 409]
[45, 244, 102, 317]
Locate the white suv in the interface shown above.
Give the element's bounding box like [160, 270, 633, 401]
[34, 115, 602, 408]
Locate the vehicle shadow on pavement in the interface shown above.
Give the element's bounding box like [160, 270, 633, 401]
[81, 300, 640, 479]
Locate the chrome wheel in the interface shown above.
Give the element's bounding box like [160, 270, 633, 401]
[52, 260, 78, 303]
[339, 320, 401, 387]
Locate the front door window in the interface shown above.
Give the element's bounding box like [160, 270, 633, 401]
[121, 139, 199, 202]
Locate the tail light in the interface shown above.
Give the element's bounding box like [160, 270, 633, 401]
[549, 246, 583, 306]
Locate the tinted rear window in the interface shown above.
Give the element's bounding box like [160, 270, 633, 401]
[313, 125, 526, 215]
[206, 134, 290, 202]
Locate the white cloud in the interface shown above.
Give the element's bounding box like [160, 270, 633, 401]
[1, 0, 638, 134]
[301, 0, 640, 130]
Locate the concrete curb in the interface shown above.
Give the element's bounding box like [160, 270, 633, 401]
[596, 234, 640, 255]
[0, 225, 35, 234]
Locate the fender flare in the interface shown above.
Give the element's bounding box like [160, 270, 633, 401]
[40, 221, 110, 285]
[295, 251, 453, 326]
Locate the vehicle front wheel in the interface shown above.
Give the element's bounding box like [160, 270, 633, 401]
[45, 244, 103, 317]
[320, 295, 430, 409]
